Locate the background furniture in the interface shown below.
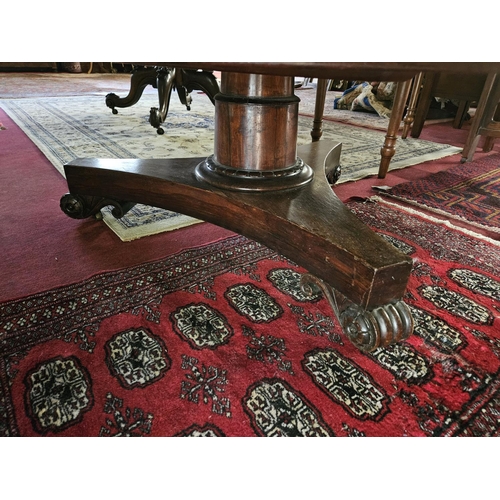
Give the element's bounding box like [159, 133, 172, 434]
[310, 78, 413, 178]
[409, 72, 487, 138]
[105, 66, 220, 134]
[462, 72, 500, 162]
[0, 62, 57, 71]
[401, 70, 499, 162]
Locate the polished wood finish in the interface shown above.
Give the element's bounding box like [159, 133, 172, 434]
[195, 73, 312, 191]
[310, 79, 329, 142]
[62, 143, 412, 310]
[136, 62, 500, 81]
[62, 70, 414, 349]
[402, 73, 423, 139]
[60, 63, 500, 351]
[214, 73, 299, 171]
[378, 79, 412, 178]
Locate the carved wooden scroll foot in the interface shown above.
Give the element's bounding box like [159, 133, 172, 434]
[60, 193, 135, 220]
[300, 273, 413, 352]
[326, 164, 342, 185]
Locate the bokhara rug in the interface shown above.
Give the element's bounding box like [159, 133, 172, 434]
[0, 94, 460, 241]
[383, 153, 500, 236]
[1, 200, 499, 437]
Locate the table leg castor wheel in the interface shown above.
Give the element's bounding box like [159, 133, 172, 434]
[157, 128, 164, 135]
[327, 164, 341, 185]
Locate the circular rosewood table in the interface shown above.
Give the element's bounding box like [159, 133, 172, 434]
[60, 62, 500, 352]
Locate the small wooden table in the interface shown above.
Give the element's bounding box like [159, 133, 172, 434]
[60, 62, 500, 352]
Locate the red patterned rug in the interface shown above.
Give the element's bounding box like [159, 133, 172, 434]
[382, 153, 500, 237]
[1, 200, 499, 437]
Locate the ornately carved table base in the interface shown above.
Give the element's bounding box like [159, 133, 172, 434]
[60, 141, 413, 352]
[105, 66, 220, 134]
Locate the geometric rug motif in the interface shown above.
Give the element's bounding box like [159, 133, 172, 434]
[1, 200, 499, 436]
[383, 152, 500, 236]
[0, 94, 461, 241]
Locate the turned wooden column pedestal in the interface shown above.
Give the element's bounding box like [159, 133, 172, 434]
[61, 71, 414, 352]
[196, 73, 313, 191]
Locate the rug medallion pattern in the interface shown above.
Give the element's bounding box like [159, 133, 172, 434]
[1, 201, 499, 436]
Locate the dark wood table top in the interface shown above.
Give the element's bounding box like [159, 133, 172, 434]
[132, 62, 500, 81]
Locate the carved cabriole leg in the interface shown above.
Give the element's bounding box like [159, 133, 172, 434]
[61, 71, 414, 350]
[179, 69, 220, 105]
[106, 66, 220, 135]
[378, 79, 412, 178]
[149, 67, 176, 135]
[105, 66, 157, 114]
[151, 69, 221, 134]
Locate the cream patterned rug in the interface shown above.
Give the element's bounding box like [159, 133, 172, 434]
[1, 93, 461, 241]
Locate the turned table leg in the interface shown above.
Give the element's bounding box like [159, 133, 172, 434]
[311, 79, 329, 142]
[378, 79, 412, 178]
[401, 73, 423, 139]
